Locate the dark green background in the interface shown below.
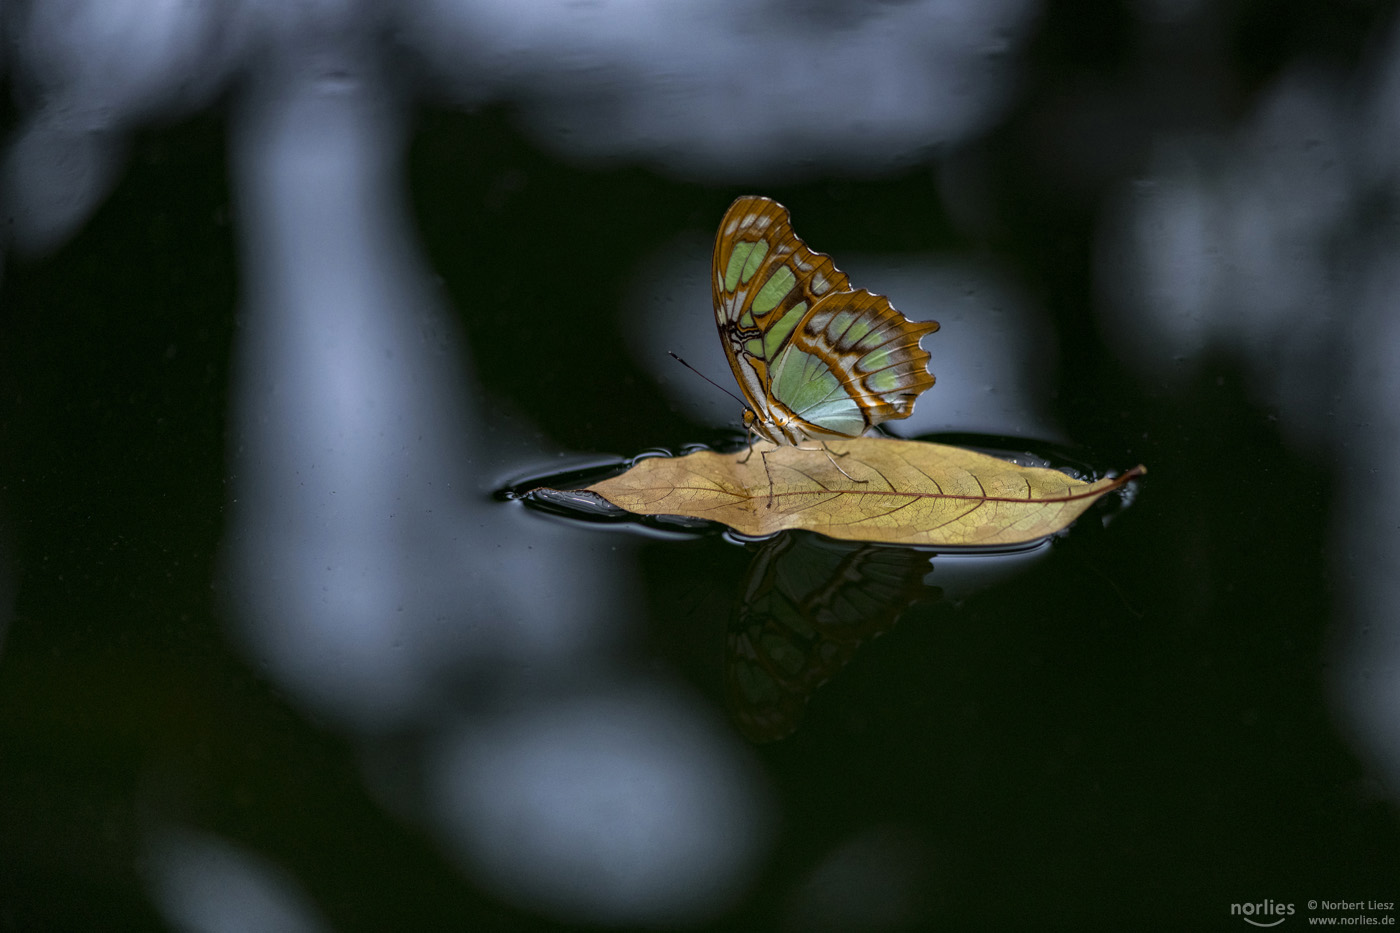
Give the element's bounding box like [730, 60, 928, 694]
[2, 2, 1397, 929]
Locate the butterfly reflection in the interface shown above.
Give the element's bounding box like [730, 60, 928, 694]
[726, 533, 940, 744]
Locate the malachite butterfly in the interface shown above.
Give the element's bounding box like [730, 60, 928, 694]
[713, 196, 940, 447]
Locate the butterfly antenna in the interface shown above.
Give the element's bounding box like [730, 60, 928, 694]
[667, 351, 751, 412]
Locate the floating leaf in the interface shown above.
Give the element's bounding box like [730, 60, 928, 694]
[584, 438, 1144, 547]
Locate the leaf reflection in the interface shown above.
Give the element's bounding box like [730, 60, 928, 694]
[726, 534, 939, 744]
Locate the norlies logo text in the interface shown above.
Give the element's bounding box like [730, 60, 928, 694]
[1231, 900, 1296, 927]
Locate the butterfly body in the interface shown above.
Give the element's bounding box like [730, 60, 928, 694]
[712, 196, 939, 447]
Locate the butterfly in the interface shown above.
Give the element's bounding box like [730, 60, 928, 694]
[712, 196, 940, 449]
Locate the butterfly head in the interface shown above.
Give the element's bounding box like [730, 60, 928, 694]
[742, 407, 766, 440]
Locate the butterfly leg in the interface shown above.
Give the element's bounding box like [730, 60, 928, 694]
[760, 446, 776, 508]
[821, 442, 868, 484]
[739, 426, 765, 464]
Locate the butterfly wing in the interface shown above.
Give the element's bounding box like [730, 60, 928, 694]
[770, 288, 940, 439]
[712, 196, 851, 435]
[711, 196, 939, 444]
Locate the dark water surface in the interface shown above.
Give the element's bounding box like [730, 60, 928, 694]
[2, 3, 1398, 930]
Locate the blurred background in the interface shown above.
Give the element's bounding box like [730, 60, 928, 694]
[2, 0, 1398, 929]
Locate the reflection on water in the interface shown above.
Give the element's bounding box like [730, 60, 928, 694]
[428, 684, 772, 925]
[404, 0, 1039, 178]
[4, 0, 1400, 927]
[1, 0, 1036, 262]
[146, 828, 330, 933]
[1096, 21, 1400, 795]
[210, 30, 771, 927]
[519, 438, 1093, 743]
[783, 824, 939, 931]
[727, 534, 939, 743]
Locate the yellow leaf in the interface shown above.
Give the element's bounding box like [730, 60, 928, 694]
[585, 437, 1144, 547]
